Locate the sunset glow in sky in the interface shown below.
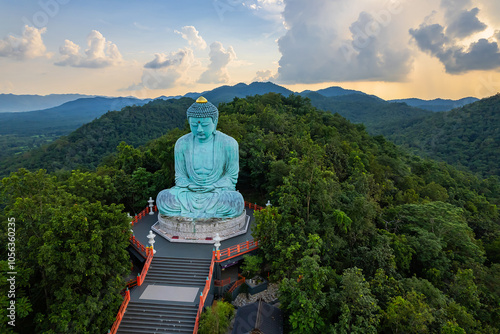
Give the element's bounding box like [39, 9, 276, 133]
[1, 0, 500, 100]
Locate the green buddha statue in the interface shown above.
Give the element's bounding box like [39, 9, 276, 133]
[156, 96, 244, 219]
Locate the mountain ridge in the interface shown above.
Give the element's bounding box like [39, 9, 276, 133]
[0, 93, 95, 112]
[389, 97, 479, 112]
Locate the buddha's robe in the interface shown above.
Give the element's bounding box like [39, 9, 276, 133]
[157, 131, 244, 218]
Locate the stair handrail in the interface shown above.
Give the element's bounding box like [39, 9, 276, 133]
[108, 204, 157, 334]
[137, 247, 154, 286]
[214, 239, 259, 262]
[108, 288, 130, 334]
[129, 235, 148, 257]
[228, 274, 246, 294]
[193, 250, 215, 334]
[129, 204, 158, 257]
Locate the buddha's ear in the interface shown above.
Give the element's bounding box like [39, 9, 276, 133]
[213, 118, 218, 132]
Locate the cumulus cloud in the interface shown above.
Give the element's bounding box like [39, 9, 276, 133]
[125, 48, 197, 90]
[198, 42, 236, 84]
[144, 49, 192, 69]
[276, 0, 413, 83]
[410, 2, 500, 74]
[55, 30, 122, 68]
[253, 69, 275, 82]
[0, 25, 50, 60]
[175, 26, 207, 49]
[445, 8, 486, 38]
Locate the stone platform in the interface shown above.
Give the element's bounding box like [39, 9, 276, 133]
[151, 211, 249, 244]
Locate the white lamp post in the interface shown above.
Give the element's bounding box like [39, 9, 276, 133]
[266, 200, 272, 207]
[214, 233, 221, 251]
[148, 197, 155, 215]
[147, 230, 157, 254]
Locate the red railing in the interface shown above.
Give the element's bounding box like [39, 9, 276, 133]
[129, 235, 147, 257]
[214, 277, 231, 287]
[126, 278, 137, 289]
[228, 274, 246, 294]
[109, 205, 158, 334]
[244, 201, 264, 211]
[137, 247, 154, 286]
[193, 251, 215, 334]
[131, 205, 158, 226]
[108, 289, 130, 334]
[214, 239, 259, 262]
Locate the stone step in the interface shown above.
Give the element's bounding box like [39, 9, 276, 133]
[147, 269, 209, 278]
[117, 302, 197, 334]
[145, 277, 207, 286]
[153, 257, 212, 265]
[124, 309, 197, 320]
[126, 303, 198, 314]
[117, 321, 194, 333]
[148, 264, 209, 274]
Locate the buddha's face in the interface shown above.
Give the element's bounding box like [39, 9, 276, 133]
[189, 117, 217, 142]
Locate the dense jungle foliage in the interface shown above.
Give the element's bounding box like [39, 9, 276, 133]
[379, 94, 500, 177]
[1, 93, 499, 333]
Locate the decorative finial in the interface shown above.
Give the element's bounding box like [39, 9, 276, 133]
[196, 96, 208, 103]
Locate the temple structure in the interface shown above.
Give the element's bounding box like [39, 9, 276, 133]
[152, 97, 249, 243]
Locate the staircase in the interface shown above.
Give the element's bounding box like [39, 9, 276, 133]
[116, 302, 198, 333]
[117, 257, 212, 334]
[147, 257, 212, 286]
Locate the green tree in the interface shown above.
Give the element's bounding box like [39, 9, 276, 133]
[384, 290, 435, 333]
[240, 254, 263, 278]
[198, 300, 234, 334]
[279, 235, 332, 333]
[0, 169, 130, 333]
[332, 267, 380, 334]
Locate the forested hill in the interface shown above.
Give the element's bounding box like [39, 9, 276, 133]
[0, 97, 193, 175]
[1, 93, 499, 332]
[304, 91, 433, 132]
[380, 94, 500, 177]
[0, 96, 148, 136]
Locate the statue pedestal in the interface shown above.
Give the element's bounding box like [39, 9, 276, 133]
[151, 211, 249, 244]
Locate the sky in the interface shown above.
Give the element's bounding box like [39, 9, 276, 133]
[1, 0, 500, 100]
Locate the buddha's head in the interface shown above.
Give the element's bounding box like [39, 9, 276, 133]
[187, 96, 219, 142]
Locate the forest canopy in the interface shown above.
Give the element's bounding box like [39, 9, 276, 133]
[1, 93, 499, 333]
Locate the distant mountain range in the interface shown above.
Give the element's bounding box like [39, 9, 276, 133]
[0, 93, 95, 112]
[388, 97, 479, 112]
[0, 82, 489, 177]
[0, 98, 192, 174]
[0, 96, 148, 136]
[0, 82, 372, 137]
[0, 85, 498, 179]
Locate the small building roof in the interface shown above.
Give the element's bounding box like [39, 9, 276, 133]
[232, 299, 283, 334]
